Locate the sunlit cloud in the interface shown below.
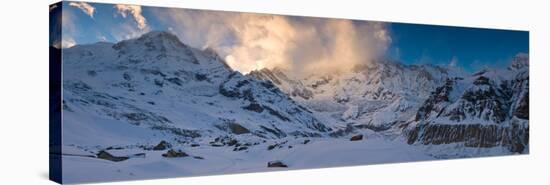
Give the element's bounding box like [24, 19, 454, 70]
[69, 2, 95, 18]
[53, 36, 76, 49]
[114, 4, 147, 30]
[58, 3, 391, 74]
[61, 37, 76, 48]
[54, 7, 79, 49]
[151, 9, 391, 76]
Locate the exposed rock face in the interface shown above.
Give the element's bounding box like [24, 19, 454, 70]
[350, 134, 364, 141]
[407, 122, 529, 153]
[407, 54, 529, 153]
[215, 120, 251, 135]
[153, 140, 171, 151]
[162, 149, 189, 158]
[267, 160, 288, 168]
[510, 63, 529, 120]
[514, 93, 529, 119]
[97, 151, 129, 162]
[233, 146, 248, 151]
[415, 78, 456, 121]
[227, 122, 250, 135]
[446, 76, 509, 123]
[243, 103, 264, 113]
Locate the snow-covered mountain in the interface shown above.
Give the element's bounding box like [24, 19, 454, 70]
[62, 31, 331, 149]
[406, 54, 529, 153]
[248, 54, 528, 154]
[248, 59, 467, 132]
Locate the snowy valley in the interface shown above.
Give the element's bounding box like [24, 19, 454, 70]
[59, 31, 528, 183]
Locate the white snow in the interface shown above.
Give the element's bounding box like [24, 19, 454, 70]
[62, 136, 434, 183]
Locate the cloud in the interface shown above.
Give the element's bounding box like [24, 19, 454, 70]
[69, 2, 95, 18]
[109, 22, 149, 41]
[449, 56, 458, 67]
[52, 7, 78, 49]
[152, 9, 391, 76]
[115, 4, 148, 30]
[61, 37, 76, 48]
[52, 36, 76, 49]
[56, 3, 150, 47]
[286, 19, 391, 75]
[98, 35, 108, 41]
[61, 8, 77, 32]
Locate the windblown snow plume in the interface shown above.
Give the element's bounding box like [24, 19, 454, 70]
[115, 4, 148, 30]
[153, 9, 391, 76]
[69, 2, 95, 18]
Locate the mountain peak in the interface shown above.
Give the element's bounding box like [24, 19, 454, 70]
[136, 31, 187, 48]
[509, 53, 529, 70]
[113, 31, 188, 52]
[139, 31, 181, 41]
[110, 30, 203, 65]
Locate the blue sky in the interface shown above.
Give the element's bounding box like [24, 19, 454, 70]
[387, 23, 528, 71]
[56, 1, 528, 73]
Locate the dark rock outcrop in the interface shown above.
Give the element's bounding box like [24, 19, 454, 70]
[97, 151, 129, 162]
[228, 122, 250, 134]
[233, 146, 248, 151]
[243, 103, 264, 113]
[267, 160, 288, 168]
[415, 78, 455, 121]
[407, 123, 529, 153]
[162, 149, 189, 158]
[193, 156, 204, 160]
[514, 93, 529, 119]
[409, 60, 529, 154]
[214, 120, 251, 135]
[153, 140, 171, 151]
[350, 134, 364, 141]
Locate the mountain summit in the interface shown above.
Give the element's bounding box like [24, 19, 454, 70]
[62, 31, 332, 148]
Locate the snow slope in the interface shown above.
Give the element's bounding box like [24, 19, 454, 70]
[61, 135, 433, 183]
